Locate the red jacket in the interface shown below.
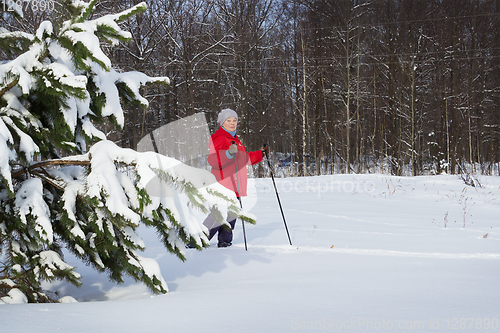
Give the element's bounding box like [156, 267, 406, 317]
[207, 127, 263, 197]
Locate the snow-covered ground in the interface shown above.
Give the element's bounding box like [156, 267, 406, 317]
[2, 174, 500, 332]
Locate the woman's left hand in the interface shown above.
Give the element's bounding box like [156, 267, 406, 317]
[261, 144, 270, 156]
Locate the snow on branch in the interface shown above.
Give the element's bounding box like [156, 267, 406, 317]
[14, 178, 53, 245]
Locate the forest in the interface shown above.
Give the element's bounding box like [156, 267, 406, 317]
[2, 0, 499, 177]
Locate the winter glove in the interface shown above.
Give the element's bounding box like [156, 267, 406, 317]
[228, 143, 238, 156]
[261, 144, 270, 157]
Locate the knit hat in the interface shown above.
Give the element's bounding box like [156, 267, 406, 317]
[217, 108, 238, 126]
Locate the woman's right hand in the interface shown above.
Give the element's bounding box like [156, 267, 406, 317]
[228, 143, 238, 155]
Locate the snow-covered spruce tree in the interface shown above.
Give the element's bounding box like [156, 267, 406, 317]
[0, 0, 253, 303]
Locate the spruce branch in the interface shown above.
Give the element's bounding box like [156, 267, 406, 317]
[0, 78, 19, 99]
[11, 159, 91, 179]
[114, 2, 148, 24]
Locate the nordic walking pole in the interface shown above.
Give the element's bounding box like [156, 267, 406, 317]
[264, 144, 292, 246]
[232, 142, 248, 251]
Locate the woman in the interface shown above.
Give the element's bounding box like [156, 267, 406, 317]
[204, 108, 269, 247]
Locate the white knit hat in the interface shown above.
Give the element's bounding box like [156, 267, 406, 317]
[217, 108, 238, 126]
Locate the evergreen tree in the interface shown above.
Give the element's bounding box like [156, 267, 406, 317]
[0, 0, 253, 303]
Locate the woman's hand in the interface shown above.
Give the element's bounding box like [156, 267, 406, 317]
[261, 144, 270, 156]
[228, 143, 238, 156]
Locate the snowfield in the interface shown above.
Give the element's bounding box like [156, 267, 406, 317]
[2, 174, 499, 332]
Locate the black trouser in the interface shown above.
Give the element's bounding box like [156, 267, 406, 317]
[203, 214, 237, 244]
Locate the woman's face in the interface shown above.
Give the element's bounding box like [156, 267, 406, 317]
[222, 117, 238, 132]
